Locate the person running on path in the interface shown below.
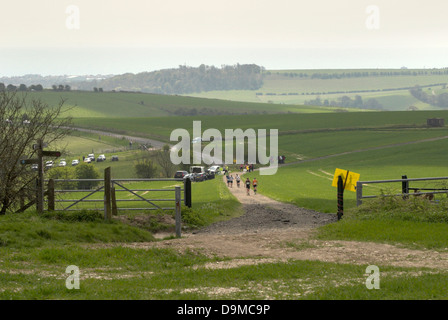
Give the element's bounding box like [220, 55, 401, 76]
[229, 175, 234, 188]
[236, 174, 241, 188]
[245, 178, 251, 195]
[226, 174, 231, 187]
[252, 178, 258, 195]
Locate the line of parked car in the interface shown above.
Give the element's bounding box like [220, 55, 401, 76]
[174, 165, 223, 182]
[31, 154, 119, 171]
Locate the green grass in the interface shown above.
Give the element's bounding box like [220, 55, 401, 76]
[189, 69, 448, 111]
[72, 110, 448, 143]
[244, 134, 448, 214]
[6, 85, 448, 299]
[0, 211, 155, 249]
[1, 240, 447, 299]
[25, 90, 335, 119]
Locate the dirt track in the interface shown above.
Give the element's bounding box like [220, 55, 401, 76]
[72, 127, 448, 269]
[130, 173, 448, 271]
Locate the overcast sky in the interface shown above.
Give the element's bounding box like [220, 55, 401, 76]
[1, 0, 448, 75]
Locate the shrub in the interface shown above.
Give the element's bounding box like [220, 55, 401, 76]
[74, 163, 101, 189]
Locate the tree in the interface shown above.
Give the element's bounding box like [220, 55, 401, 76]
[47, 166, 77, 190]
[134, 157, 158, 178]
[18, 84, 27, 92]
[0, 91, 72, 214]
[74, 163, 100, 190]
[155, 144, 176, 178]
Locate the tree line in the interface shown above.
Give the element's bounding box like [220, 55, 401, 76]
[410, 85, 448, 108]
[87, 64, 264, 94]
[0, 83, 44, 92]
[271, 68, 448, 80]
[0, 83, 73, 92]
[305, 95, 384, 110]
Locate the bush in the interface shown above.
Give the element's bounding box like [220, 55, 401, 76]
[134, 158, 158, 178]
[74, 163, 101, 189]
[47, 167, 77, 190]
[351, 195, 448, 223]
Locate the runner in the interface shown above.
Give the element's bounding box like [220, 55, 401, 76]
[229, 175, 234, 188]
[226, 174, 231, 187]
[252, 178, 258, 195]
[245, 178, 251, 195]
[236, 174, 241, 188]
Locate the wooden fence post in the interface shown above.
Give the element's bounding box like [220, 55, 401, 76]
[402, 175, 409, 199]
[175, 186, 182, 237]
[47, 179, 55, 211]
[104, 167, 112, 220]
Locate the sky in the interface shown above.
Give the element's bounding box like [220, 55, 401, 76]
[1, 0, 448, 76]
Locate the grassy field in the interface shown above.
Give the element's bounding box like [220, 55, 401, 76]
[72, 110, 448, 143]
[6, 80, 448, 300]
[23, 90, 338, 119]
[1, 211, 448, 300]
[188, 69, 448, 110]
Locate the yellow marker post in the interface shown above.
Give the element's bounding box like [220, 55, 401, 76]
[332, 168, 360, 192]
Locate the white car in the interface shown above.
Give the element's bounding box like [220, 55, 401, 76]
[71, 160, 80, 166]
[84, 158, 91, 164]
[97, 154, 106, 162]
[59, 159, 66, 167]
[207, 165, 221, 175]
[45, 161, 53, 169]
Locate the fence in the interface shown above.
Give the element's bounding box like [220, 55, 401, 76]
[43, 167, 192, 236]
[355, 175, 448, 206]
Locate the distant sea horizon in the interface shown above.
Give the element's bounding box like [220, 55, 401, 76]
[1, 46, 447, 77]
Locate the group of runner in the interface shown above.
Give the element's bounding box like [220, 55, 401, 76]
[226, 173, 257, 195]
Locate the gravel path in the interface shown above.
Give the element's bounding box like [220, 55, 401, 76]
[140, 173, 448, 271]
[73, 127, 448, 270]
[194, 174, 336, 235]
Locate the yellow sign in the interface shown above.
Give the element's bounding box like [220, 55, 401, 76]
[332, 168, 360, 192]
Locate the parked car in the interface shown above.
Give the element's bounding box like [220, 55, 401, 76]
[190, 166, 205, 174]
[84, 158, 91, 164]
[97, 154, 106, 162]
[59, 159, 66, 167]
[174, 171, 189, 179]
[71, 159, 80, 166]
[45, 161, 53, 169]
[195, 173, 208, 182]
[205, 171, 215, 180]
[207, 165, 221, 175]
[87, 153, 95, 161]
[111, 155, 119, 161]
[31, 164, 38, 171]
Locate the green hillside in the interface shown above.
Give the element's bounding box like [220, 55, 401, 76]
[188, 68, 448, 111]
[73, 110, 448, 142]
[25, 90, 338, 118]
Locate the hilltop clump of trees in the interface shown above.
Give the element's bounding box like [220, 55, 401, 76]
[91, 64, 264, 94]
